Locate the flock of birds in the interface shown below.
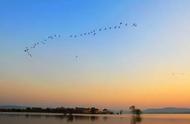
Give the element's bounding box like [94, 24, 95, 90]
[23, 22, 186, 77]
[24, 34, 61, 57]
[24, 21, 137, 57]
[69, 22, 137, 38]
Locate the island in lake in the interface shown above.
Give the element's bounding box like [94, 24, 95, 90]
[0, 106, 114, 114]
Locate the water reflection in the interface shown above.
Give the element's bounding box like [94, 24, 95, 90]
[66, 115, 99, 122]
[0, 113, 101, 122]
[130, 115, 142, 124]
[1, 113, 190, 124]
[67, 115, 74, 122]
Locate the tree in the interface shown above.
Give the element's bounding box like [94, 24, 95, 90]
[129, 106, 142, 116]
[119, 110, 123, 114]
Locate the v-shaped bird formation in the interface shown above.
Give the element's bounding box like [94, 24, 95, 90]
[24, 22, 137, 57]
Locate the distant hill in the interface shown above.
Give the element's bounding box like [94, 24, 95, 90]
[0, 105, 27, 109]
[143, 107, 190, 114]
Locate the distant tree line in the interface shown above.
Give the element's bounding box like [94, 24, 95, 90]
[0, 107, 113, 115]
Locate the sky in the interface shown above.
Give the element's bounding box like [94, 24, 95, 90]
[0, 0, 190, 109]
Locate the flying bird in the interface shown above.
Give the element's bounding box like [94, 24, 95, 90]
[24, 47, 29, 52]
[75, 55, 79, 62]
[48, 36, 54, 39]
[28, 53, 32, 57]
[132, 23, 137, 27]
[24, 47, 32, 57]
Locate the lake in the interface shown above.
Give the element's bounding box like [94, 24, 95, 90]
[0, 113, 190, 124]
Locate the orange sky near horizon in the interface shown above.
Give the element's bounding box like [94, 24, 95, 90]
[1, 67, 190, 109]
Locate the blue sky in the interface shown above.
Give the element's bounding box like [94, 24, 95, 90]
[1, 0, 190, 108]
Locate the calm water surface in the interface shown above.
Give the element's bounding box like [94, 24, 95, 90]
[0, 113, 190, 124]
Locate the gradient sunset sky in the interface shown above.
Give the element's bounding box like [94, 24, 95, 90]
[0, 0, 190, 109]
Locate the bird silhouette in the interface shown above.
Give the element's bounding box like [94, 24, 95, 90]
[75, 56, 79, 62]
[48, 36, 53, 39]
[24, 47, 29, 52]
[132, 23, 137, 27]
[24, 47, 32, 57]
[28, 53, 32, 57]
